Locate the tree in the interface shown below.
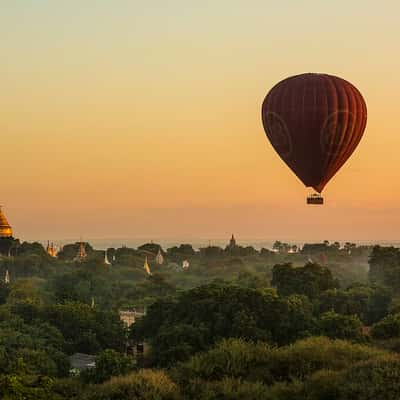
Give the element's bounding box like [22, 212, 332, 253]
[302, 242, 330, 255]
[150, 324, 208, 367]
[17, 242, 48, 257]
[138, 243, 163, 255]
[83, 370, 180, 400]
[0, 237, 20, 256]
[43, 302, 126, 353]
[0, 281, 11, 304]
[318, 285, 391, 325]
[369, 246, 400, 290]
[175, 336, 385, 387]
[0, 374, 61, 400]
[199, 246, 223, 258]
[0, 319, 69, 377]
[371, 313, 400, 339]
[338, 356, 400, 400]
[343, 242, 356, 254]
[167, 244, 195, 257]
[82, 349, 136, 384]
[51, 268, 114, 307]
[132, 284, 315, 366]
[271, 262, 338, 299]
[260, 248, 274, 257]
[318, 311, 364, 341]
[272, 241, 292, 253]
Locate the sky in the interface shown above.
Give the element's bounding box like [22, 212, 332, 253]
[1, 1, 400, 242]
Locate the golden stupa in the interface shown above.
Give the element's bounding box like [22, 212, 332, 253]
[0, 206, 13, 237]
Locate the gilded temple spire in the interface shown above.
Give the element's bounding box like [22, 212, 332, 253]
[0, 206, 13, 238]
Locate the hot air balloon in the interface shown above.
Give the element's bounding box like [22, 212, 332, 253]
[261, 73, 367, 204]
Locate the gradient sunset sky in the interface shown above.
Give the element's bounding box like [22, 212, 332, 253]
[1, 1, 400, 241]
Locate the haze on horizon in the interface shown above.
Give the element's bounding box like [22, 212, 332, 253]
[1, 1, 400, 241]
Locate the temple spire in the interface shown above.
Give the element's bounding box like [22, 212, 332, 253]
[155, 248, 164, 265]
[228, 234, 237, 249]
[104, 250, 111, 265]
[74, 240, 87, 262]
[144, 257, 152, 275]
[0, 206, 13, 238]
[46, 241, 58, 257]
[4, 270, 10, 284]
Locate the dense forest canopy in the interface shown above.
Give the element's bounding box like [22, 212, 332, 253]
[1, 239, 400, 399]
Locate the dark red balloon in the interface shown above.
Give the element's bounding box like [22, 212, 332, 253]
[261, 73, 367, 192]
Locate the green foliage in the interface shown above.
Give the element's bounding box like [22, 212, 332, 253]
[317, 311, 364, 341]
[234, 270, 270, 289]
[338, 355, 400, 399]
[184, 377, 271, 400]
[138, 243, 163, 255]
[83, 369, 180, 400]
[18, 242, 48, 257]
[272, 241, 297, 254]
[302, 370, 341, 400]
[175, 336, 385, 385]
[174, 339, 273, 384]
[0, 237, 20, 256]
[0, 281, 11, 304]
[150, 324, 208, 367]
[0, 374, 61, 400]
[369, 246, 400, 290]
[199, 246, 223, 258]
[0, 318, 69, 377]
[0, 239, 397, 399]
[1, 254, 55, 278]
[317, 284, 391, 325]
[81, 349, 136, 384]
[133, 284, 315, 366]
[271, 262, 338, 299]
[51, 268, 114, 307]
[167, 244, 195, 258]
[371, 313, 400, 339]
[44, 302, 126, 353]
[225, 246, 259, 257]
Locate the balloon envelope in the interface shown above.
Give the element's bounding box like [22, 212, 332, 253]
[261, 73, 367, 193]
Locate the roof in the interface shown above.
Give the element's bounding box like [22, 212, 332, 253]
[68, 353, 96, 370]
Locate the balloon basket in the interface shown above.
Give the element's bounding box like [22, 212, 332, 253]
[307, 194, 324, 205]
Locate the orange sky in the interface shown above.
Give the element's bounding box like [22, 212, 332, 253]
[1, 1, 400, 241]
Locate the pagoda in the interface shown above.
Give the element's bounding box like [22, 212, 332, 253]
[104, 250, 111, 265]
[155, 248, 164, 265]
[227, 234, 237, 249]
[4, 270, 10, 284]
[46, 241, 58, 257]
[0, 206, 13, 238]
[74, 241, 87, 262]
[144, 257, 152, 275]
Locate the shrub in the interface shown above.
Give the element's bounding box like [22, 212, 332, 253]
[338, 355, 400, 400]
[84, 369, 180, 400]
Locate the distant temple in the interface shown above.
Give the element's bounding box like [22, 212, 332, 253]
[0, 206, 13, 238]
[104, 250, 111, 265]
[75, 241, 87, 262]
[144, 257, 152, 275]
[46, 241, 58, 257]
[119, 309, 146, 328]
[4, 270, 10, 284]
[155, 248, 164, 265]
[227, 234, 237, 249]
[182, 260, 190, 269]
